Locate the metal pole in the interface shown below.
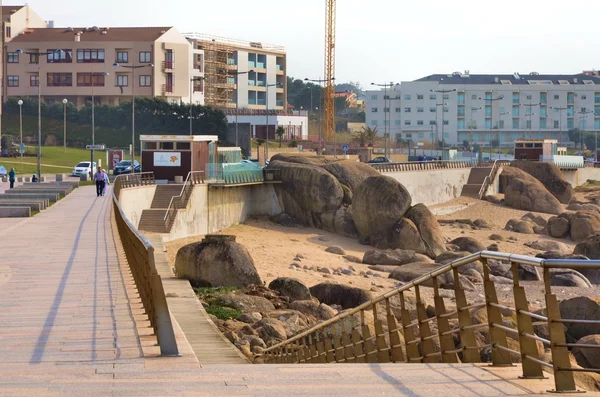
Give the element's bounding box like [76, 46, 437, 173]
[63, 102, 66, 153]
[19, 104, 22, 171]
[189, 79, 193, 135]
[266, 87, 269, 161]
[384, 84, 388, 158]
[91, 73, 95, 172]
[235, 96, 239, 147]
[132, 67, 135, 167]
[37, 61, 41, 181]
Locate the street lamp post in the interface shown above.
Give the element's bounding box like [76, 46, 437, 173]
[551, 106, 568, 145]
[18, 100, 23, 170]
[227, 69, 253, 147]
[372, 82, 399, 158]
[520, 102, 541, 140]
[265, 82, 282, 161]
[114, 62, 154, 168]
[435, 102, 448, 155]
[480, 93, 504, 161]
[16, 48, 64, 181]
[576, 110, 594, 151]
[498, 111, 511, 159]
[431, 88, 456, 155]
[62, 99, 68, 153]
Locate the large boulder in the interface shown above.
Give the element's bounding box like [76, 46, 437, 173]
[573, 335, 600, 369]
[550, 269, 592, 288]
[269, 153, 329, 167]
[388, 262, 475, 290]
[268, 278, 312, 302]
[322, 161, 380, 194]
[570, 211, 600, 242]
[174, 235, 262, 288]
[386, 218, 427, 254]
[448, 237, 486, 254]
[527, 240, 570, 254]
[362, 249, 432, 266]
[353, 176, 412, 241]
[309, 283, 372, 309]
[546, 214, 571, 239]
[403, 204, 446, 258]
[510, 160, 574, 204]
[559, 297, 600, 342]
[216, 293, 276, 313]
[574, 235, 600, 259]
[501, 167, 563, 215]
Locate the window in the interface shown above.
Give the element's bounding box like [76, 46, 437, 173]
[384, 120, 389, 126]
[404, 95, 411, 100]
[458, 119, 465, 129]
[47, 73, 72, 87]
[417, 94, 424, 100]
[7, 76, 18, 87]
[582, 107, 587, 113]
[117, 75, 128, 87]
[568, 93, 574, 104]
[443, 94, 449, 100]
[77, 49, 105, 63]
[443, 106, 449, 113]
[526, 95, 532, 100]
[485, 120, 491, 129]
[139, 51, 152, 63]
[371, 95, 378, 100]
[395, 120, 401, 126]
[512, 92, 519, 104]
[540, 118, 547, 129]
[458, 92, 465, 104]
[554, 120, 559, 129]
[404, 120, 411, 126]
[116, 51, 128, 63]
[430, 94, 436, 100]
[430, 120, 436, 125]
[540, 107, 547, 117]
[567, 119, 574, 129]
[404, 107, 411, 112]
[596, 93, 600, 103]
[6, 26, 10, 38]
[30, 75, 39, 87]
[540, 92, 547, 104]
[526, 106, 532, 114]
[383, 95, 389, 100]
[471, 94, 477, 100]
[568, 106, 574, 117]
[140, 75, 152, 87]
[582, 95, 587, 100]
[48, 49, 73, 63]
[429, 107, 436, 112]
[418, 133, 424, 139]
[499, 120, 505, 129]
[371, 120, 377, 126]
[526, 120, 532, 129]
[29, 53, 39, 64]
[395, 107, 401, 113]
[383, 107, 389, 113]
[144, 142, 158, 150]
[457, 107, 465, 116]
[371, 108, 378, 113]
[499, 107, 505, 113]
[512, 106, 520, 117]
[7, 52, 18, 63]
[417, 107, 424, 113]
[76, 73, 105, 87]
[177, 142, 191, 150]
[512, 119, 519, 129]
[417, 120, 424, 125]
[554, 95, 560, 100]
[443, 120, 449, 126]
[160, 142, 174, 150]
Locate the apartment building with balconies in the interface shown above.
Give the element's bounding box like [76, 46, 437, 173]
[5, 26, 200, 107]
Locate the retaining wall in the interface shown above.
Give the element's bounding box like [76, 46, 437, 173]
[384, 168, 471, 206]
[562, 168, 600, 187]
[119, 185, 157, 229]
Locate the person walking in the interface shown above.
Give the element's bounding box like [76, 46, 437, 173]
[8, 168, 15, 189]
[93, 167, 105, 197]
[101, 169, 109, 196]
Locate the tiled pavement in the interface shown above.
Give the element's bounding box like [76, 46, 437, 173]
[0, 185, 590, 396]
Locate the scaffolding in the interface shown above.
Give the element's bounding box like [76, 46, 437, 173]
[198, 39, 236, 109]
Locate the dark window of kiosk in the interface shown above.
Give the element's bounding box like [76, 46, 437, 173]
[177, 142, 191, 150]
[161, 142, 174, 150]
[144, 142, 157, 150]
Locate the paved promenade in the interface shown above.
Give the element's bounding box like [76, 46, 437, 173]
[0, 185, 590, 396]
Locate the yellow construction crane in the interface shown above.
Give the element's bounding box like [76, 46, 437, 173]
[323, 0, 336, 145]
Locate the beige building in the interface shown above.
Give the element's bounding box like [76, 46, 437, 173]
[185, 33, 286, 111]
[5, 26, 200, 107]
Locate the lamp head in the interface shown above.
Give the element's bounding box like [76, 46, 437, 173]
[62, 99, 68, 104]
[17, 100, 23, 106]
[148, 63, 154, 68]
[113, 62, 119, 67]
[16, 49, 23, 54]
[56, 49, 64, 54]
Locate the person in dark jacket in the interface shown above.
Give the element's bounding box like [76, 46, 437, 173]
[8, 168, 15, 188]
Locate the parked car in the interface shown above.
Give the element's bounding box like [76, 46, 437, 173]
[72, 161, 97, 177]
[0, 165, 6, 177]
[113, 160, 141, 175]
[367, 156, 392, 164]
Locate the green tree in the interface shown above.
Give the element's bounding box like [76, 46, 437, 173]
[276, 126, 285, 148]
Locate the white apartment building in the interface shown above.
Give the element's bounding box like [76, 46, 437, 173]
[366, 72, 600, 147]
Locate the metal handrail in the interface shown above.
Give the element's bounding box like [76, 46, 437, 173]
[163, 171, 205, 231]
[371, 160, 478, 173]
[477, 159, 511, 199]
[111, 172, 179, 356]
[257, 250, 600, 393]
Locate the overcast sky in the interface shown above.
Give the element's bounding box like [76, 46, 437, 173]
[20, 0, 600, 89]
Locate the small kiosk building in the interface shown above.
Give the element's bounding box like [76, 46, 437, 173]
[140, 135, 218, 181]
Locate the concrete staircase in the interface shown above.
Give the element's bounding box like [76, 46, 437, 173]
[138, 185, 183, 233]
[461, 167, 491, 199]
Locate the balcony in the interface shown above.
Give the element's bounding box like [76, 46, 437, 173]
[162, 84, 175, 95]
[162, 61, 174, 71]
[256, 81, 266, 87]
[248, 61, 256, 68]
[255, 62, 266, 69]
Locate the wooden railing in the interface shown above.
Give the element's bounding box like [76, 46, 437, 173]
[164, 171, 205, 231]
[257, 251, 600, 393]
[478, 160, 511, 199]
[112, 172, 179, 356]
[371, 160, 477, 173]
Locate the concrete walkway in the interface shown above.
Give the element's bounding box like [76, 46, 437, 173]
[0, 185, 592, 396]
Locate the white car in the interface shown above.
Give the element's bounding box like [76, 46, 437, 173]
[72, 161, 97, 177]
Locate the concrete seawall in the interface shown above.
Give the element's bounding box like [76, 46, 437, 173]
[119, 185, 157, 229]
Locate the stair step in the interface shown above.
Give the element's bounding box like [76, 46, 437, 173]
[150, 184, 184, 209]
[138, 209, 169, 233]
[461, 184, 483, 199]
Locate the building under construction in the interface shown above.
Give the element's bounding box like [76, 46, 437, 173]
[184, 33, 287, 111]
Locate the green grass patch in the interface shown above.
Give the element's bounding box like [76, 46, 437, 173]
[586, 179, 600, 185]
[195, 286, 241, 321]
